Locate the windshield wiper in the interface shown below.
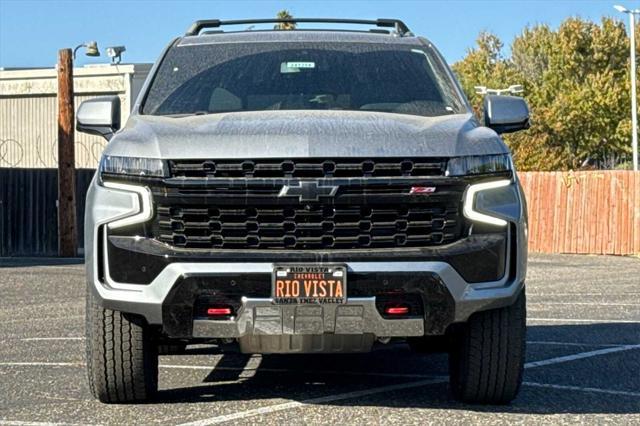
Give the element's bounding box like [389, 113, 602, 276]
[157, 111, 212, 118]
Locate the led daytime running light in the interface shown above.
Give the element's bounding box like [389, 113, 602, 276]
[463, 179, 511, 226]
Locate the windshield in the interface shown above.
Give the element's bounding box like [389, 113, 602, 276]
[142, 41, 467, 117]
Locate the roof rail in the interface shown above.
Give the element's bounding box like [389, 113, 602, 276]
[185, 18, 412, 37]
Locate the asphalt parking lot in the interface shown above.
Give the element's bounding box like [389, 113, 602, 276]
[0, 253, 638, 425]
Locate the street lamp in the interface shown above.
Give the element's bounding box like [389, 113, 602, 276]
[105, 45, 126, 64]
[614, 4, 639, 171]
[72, 41, 100, 60]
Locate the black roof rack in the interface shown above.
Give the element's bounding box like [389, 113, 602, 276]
[185, 18, 412, 37]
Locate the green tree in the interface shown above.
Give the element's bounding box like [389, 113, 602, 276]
[453, 17, 638, 171]
[275, 10, 296, 30]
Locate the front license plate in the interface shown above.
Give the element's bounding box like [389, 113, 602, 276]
[272, 265, 347, 305]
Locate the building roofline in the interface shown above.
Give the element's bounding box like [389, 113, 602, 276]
[0, 63, 153, 80]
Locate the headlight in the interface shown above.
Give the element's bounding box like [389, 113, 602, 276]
[99, 155, 168, 179]
[463, 179, 519, 227]
[101, 182, 154, 229]
[446, 154, 512, 176]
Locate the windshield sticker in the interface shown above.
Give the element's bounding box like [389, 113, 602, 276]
[281, 61, 316, 73]
[286, 62, 315, 69]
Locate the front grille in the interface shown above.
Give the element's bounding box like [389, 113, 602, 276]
[170, 157, 447, 179]
[151, 157, 466, 251]
[154, 202, 462, 250]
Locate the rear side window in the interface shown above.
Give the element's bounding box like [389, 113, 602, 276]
[142, 41, 466, 118]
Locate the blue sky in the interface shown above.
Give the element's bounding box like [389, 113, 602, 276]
[0, 0, 635, 68]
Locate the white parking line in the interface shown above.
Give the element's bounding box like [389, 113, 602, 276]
[529, 302, 640, 307]
[5, 342, 639, 371]
[0, 360, 439, 380]
[3, 338, 639, 426]
[20, 337, 84, 342]
[0, 361, 437, 380]
[0, 362, 81, 367]
[0, 421, 98, 426]
[528, 293, 640, 297]
[526, 340, 635, 348]
[16, 336, 638, 347]
[524, 344, 640, 369]
[3, 316, 83, 324]
[527, 318, 639, 324]
[177, 344, 640, 425]
[523, 381, 640, 398]
[178, 378, 446, 426]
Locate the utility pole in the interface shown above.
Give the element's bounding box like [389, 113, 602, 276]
[615, 5, 639, 171]
[57, 48, 77, 257]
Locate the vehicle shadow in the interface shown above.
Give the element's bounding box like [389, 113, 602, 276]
[156, 322, 640, 414]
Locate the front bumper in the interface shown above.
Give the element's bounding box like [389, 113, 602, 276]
[85, 175, 528, 343]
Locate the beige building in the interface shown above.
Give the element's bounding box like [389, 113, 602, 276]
[0, 63, 152, 169]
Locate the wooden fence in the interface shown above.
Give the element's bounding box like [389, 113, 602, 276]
[0, 168, 95, 256]
[518, 171, 640, 255]
[0, 168, 637, 257]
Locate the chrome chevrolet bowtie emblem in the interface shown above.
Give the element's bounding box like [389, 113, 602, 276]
[278, 182, 339, 202]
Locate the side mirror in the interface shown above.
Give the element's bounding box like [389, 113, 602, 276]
[76, 96, 121, 140]
[483, 95, 530, 134]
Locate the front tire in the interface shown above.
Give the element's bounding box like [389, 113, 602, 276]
[448, 289, 526, 404]
[86, 290, 159, 403]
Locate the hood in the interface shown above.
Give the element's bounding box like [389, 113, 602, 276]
[104, 110, 509, 159]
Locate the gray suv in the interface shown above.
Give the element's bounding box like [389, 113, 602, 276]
[78, 18, 530, 404]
